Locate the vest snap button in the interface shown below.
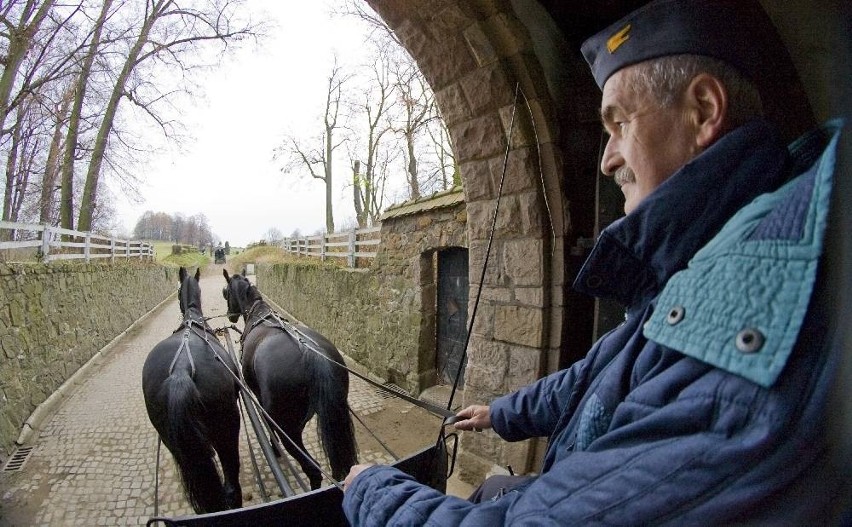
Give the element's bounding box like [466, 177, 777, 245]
[585, 274, 603, 289]
[735, 328, 764, 353]
[666, 306, 685, 325]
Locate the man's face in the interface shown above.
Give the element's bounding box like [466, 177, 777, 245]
[599, 65, 701, 214]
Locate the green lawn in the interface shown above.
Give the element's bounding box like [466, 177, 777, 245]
[146, 240, 211, 268]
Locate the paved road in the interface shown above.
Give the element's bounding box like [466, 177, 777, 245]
[0, 264, 470, 526]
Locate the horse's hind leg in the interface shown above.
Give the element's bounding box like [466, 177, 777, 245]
[277, 425, 323, 490]
[212, 411, 243, 509]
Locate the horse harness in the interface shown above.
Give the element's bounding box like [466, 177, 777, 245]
[168, 315, 232, 379]
[240, 300, 323, 356]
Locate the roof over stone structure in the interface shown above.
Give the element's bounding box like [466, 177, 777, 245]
[381, 186, 465, 221]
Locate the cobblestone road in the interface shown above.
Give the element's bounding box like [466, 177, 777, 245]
[0, 265, 470, 526]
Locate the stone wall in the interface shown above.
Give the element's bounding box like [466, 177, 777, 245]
[258, 188, 467, 393]
[0, 262, 177, 458]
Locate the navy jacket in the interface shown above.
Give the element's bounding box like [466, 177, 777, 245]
[342, 119, 846, 525]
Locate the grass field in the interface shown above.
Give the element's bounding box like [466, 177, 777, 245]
[223, 244, 340, 273]
[147, 241, 210, 268]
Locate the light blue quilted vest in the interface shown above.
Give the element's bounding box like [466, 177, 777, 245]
[643, 120, 844, 388]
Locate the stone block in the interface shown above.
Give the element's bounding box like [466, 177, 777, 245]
[507, 345, 544, 390]
[435, 83, 471, 126]
[514, 287, 544, 307]
[494, 196, 527, 238]
[480, 286, 511, 303]
[481, 11, 530, 58]
[463, 23, 499, 68]
[460, 62, 514, 118]
[456, 449, 493, 487]
[518, 190, 547, 236]
[460, 160, 494, 202]
[465, 199, 496, 241]
[451, 114, 506, 162]
[430, 3, 474, 35]
[494, 304, 543, 347]
[419, 35, 478, 91]
[488, 146, 537, 196]
[503, 238, 543, 286]
[9, 298, 24, 326]
[465, 351, 507, 393]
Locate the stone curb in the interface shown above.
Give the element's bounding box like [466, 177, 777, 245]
[15, 290, 178, 446]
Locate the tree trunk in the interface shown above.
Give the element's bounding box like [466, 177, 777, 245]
[60, 0, 113, 230]
[324, 124, 335, 233]
[353, 160, 367, 228]
[2, 115, 21, 225]
[406, 131, 420, 200]
[41, 85, 75, 224]
[77, 0, 153, 232]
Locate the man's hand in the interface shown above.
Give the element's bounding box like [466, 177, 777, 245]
[453, 405, 491, 432]
[343, 463, 375, 493]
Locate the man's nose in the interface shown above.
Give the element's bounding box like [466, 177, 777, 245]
[600, 136, 621, 177]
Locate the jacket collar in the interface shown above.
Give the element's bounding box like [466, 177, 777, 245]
[574, 119, 791, 310]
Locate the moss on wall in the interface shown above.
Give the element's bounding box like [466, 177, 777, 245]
[0, 262, 177, 458]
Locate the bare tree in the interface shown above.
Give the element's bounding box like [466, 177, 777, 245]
[390, 51, 438, 200]
[59, 0, 113, 230]
[76, 0, 257, 232]
[349, 44, 396, 227]
[2, 1, 258, 235]
[337, 0, 458, 204]
[424, 112, 459, 190]
[39, 81, 74, 224]
[276, 58, 349, 234]
[265, 227, 283, 245]
[332, 0, 399, 46]
[0, 0, 59, 138]
[1, 0, 92, 232]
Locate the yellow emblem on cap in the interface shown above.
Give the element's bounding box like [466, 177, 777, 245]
[607, 24, 631, 53]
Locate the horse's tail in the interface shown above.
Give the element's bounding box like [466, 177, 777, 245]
[307, 350, 359, 481]
[164, 372, 228, 513]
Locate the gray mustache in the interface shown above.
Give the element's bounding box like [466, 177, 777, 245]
[615, 167, 635, 186]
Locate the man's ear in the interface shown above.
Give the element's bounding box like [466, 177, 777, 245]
[686, 73, 728, 148]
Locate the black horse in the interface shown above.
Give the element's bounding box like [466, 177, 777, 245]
[222, 269, 358, 489]
[142, 267, 242, 513]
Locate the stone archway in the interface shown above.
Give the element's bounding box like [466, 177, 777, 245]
[365, 0, 595, 482]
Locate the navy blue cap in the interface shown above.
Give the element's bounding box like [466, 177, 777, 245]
[581, 0, 786, 89]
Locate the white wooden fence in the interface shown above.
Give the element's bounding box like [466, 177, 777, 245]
[0, 221, 153, 263]
[281, 226, 381, 268]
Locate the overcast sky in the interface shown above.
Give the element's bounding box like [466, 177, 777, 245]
[113, 1, 373, 247]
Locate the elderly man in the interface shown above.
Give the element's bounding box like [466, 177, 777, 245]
[342, 0, 846, 524]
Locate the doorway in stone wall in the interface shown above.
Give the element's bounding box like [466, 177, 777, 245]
[436, 247, 469, 387]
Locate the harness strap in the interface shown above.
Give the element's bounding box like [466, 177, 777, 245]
[168, 317, 237, 378]
[168, 328, 197, 378]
